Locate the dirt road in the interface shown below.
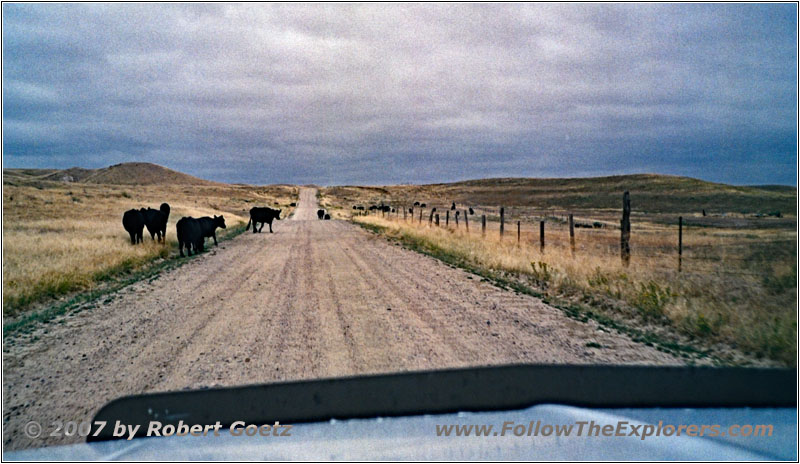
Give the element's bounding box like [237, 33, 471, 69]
[3, 188, 680, 449]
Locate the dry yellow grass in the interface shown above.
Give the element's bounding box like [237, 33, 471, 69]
[3, 179, 298, 316]
[350, 210, 796, 366]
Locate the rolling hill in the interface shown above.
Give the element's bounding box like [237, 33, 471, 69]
[4, 162, 217, 186]
[325, 174, 797, 216]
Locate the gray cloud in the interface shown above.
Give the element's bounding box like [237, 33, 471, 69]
[2, 3, 797, 185]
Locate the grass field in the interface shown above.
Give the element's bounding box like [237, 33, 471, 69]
[3, 166, 298, 317]
[321, 176, 797, 366]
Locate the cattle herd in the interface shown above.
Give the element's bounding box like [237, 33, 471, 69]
[121, 197, 476, 257]
[122, 203, 170, 244]
[122, 204, 283, 257]
[177, 215, 226, 257]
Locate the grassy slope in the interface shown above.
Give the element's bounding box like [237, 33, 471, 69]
[326, 174, 796, 216]
[3, 168, 298, 318]
[3, 162, 220, 186]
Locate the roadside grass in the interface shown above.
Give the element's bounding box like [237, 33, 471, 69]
[3, 222, 250, 337]
[352, 214, 796, 366]
[3, 179, 297, 317]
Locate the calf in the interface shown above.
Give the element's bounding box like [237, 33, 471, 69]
[122, 209, 145, 244]
[246, 207, 281, 233]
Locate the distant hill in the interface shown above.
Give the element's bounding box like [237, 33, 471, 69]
[41, 167, 97, 183]
[749, 184, 797, 193]
[5, 162, 218, 186]
[328, 174, 797, 216]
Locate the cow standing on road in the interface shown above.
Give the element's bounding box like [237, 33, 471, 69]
[246, 207, 281, 233]
[197, 215, 226, 247]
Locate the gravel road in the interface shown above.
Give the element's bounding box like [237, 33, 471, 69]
[3, 187, 679, 450]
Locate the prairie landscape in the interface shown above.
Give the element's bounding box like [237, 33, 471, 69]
[1, 163, 796, 451]
[2, 3, 797, 460]
[3, 163, 298, 321]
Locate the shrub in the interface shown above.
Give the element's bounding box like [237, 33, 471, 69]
[633, 281, 673, 318]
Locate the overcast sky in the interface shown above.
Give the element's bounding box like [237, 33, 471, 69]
[3, 3, 797, 185]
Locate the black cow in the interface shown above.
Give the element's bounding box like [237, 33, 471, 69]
[324, 214, 331, 220]
[122, 209, 145, 244]
[420, 203, 427, 208]
[469, 207, 474, 215]
[176, 217, 204, 257]
[451, 202, 456, 210]
[197, 215, 226, 248]
[246, 207, 281, 233]
[140, 203, 170, 242]
[413, 201, 420, 206]
[317, 209, 325, 220]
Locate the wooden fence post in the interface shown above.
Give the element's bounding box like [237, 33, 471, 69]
[455, 211, 459, 228]
[678, 216, 683, 272]
[429, 208, 435, 226]
[419, 208, 423, 224]
[446, 210, 449, 227]
[481, 215, 486, 236]
[435, 213, 440, 226]
[621, 191, 631, 267]
[464, 210, 469, 232]
[404, 207, 407, 221]
[539, 220, 545, 252]
[517, 221, 521, 244]
[500, 207, 505, 238]
[569, 213, 575, 256]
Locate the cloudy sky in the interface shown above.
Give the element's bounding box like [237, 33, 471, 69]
[2, 3, 797, 185]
